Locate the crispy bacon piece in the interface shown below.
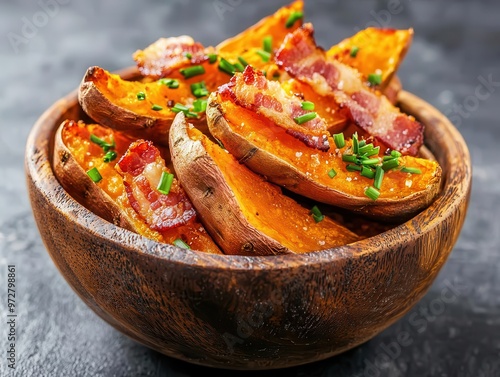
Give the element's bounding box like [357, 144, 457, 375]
[116, 140, 196, 231]
[275, 23, 423, 156]
[133, 36, 212, 79]
[218, 65, 331, 151]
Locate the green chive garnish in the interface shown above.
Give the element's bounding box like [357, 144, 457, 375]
[382, 157, 400, 171]
[358, 143, 379, 157]
[192, 99, 208, 113]
[103, 150, 117, 163]
[234, 62, 245, 72]
[158, 78, 179, 89]
[346, 164, 362, 172]
[191, 81, 208, 98]
[391, 150, 402, 158]
[328, 169, 337, 178]
[333, 133, 345, 148]
[368, 72, 383, 86]
[361, 158, 380, 166]
[238, 56, 249, 67]
[90, 134, 115, 152]
[184, 52, 192, 59]
[310, 205, 324, 223]
[401, 166, 422, 174]
[173, 238, 191, 249]
[294, 112, 317, 124]
[151, 104, 163, 111]
[86, 167, 102, 183]
[301, 101, 315, 111]
[157, 172, 174, 195]
[256, 49, 271, 62]
[350, 46, 360, 57]
[342, 154, 358, 163]
[263, 35, 273, 53]
[360, 166, 375, 179]
[374, 166, 384, 190]
[180, 65, 205, 79]
[208, 53, 218, 64]
[137, 91, 146, 100]
[285, 10, 303, 28]
[171, 103, 190, 113]
[365, 186, 380, 201]
[352, 133, 359, 154]
[218, 58, 236, 76]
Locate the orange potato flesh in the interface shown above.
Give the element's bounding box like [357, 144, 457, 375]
[185, 125, 360, 254]
[60, 120, 222, 254]
[218, 100, 440, 200]
[327, 27, 413, 89]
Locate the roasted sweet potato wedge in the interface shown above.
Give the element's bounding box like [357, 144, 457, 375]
[78, 66, 220, 145]
[53, 119, 222, 254]
[327, 27, 413, 91]
[207, 92, 442, 222]
[169, 112, 360, 255]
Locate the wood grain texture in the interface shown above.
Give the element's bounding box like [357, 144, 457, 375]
[25, 68, 471, 370]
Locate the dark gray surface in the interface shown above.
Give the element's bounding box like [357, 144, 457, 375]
[1, 0, 499, 376]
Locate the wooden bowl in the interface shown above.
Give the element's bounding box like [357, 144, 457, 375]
[25, 67, 471, 370]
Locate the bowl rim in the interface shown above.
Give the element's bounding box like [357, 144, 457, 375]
[25, 66, 472, 272]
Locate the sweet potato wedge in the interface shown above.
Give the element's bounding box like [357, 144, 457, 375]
[327, 27, 413, 91]
[206, 92, 442, 222]
[78, 66, 220, 145]
[53, 119, 222, 254]
[169, 112, 360, 255]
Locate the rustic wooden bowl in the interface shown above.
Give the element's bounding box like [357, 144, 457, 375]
[25, 67, 471, 370]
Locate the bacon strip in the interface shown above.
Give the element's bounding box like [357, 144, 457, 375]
[275, 23, 423, 156]
[133, 36, 211, 79]
[116, 140, 196, 231]
[218, 65, 331, 151]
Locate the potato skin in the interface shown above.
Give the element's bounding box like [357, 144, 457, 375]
[53, 120, 136, 231]
[169, 113, 291, 256]
[206, 93, 442, 222]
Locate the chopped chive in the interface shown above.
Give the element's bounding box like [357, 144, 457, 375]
[360, 166, 375, 179]
[285, 10, 303, 28]
[333, 133, 345, 148]
[350, 45, 360, 57]
[234, 61, 245, 72]
[352, 133, 359, 154]
[208, 53, 218, 64]
[328, 168, 337, 179]
[263, 35, 273, 53]
[374, 166, 384, 190]
[218, 58, 236, 76]
[310, 205, 324, 223]
[158, 78, 179, 89]
[90, 134, 115, 151]
[365, 186, 380, 201]
[342, 154, 358, 163]
[136, 91, 146, 100]
[401, 166, 422, 174]
[256, 49, 271, 62]
[391, 150, 402, 158]
[360, 158, 380, 166]
[151, 104, 163, 111]
[157, 172, 174, 195]
[383, 155, 396, 161]
[346, 164, 362, 172]
[184, 52, 192, 59]
[190, 81, 208, 97]
[301, 101, 315, 111]
[293, 112, 317, 124]
[382, 157, 400, 171]
[358, 143, 375, 156]
[173, 238, 191, 249]
[185, 111, 199, 118]
[179, 65, 205, 79]
[103, 150, 117, 163]
[238, 56, 249, 67]
[192, 99, 207, 113]
[368, 72, 383, 86]
[171, 103, 190, 113]
[86, 167, 102, 183]
[358, 140, 366, 148]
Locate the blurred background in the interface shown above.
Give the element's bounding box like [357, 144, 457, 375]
[1, 0, 499, 376]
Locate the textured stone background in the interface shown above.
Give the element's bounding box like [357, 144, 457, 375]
[1, 0, 499, 376]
